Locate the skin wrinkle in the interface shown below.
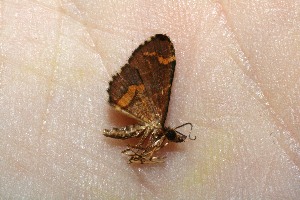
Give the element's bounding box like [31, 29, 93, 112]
[38, 6, 64, 137]
[217, 0, 300, 171]
[3, 136, 70, 197]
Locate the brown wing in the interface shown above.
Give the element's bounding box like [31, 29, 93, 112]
[108, 34, 176, 126]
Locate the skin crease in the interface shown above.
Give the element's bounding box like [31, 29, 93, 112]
[1, 0, 300, 199]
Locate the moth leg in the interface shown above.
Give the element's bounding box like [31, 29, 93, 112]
[122, 141, 149, 158]
[127, 137, 168, 164]
[103, 124, 145, 139]
[141, 135, 167, 155]
[131, 127, 152, 148]
[128, 154, 166, 164]
[122, 147, 140, 156]
[122, 144, 147, 157]
[148, 156, 166, 163]
[121, 138, 149, 158]
[143, 137, 169, 163]
[121, 128, 152, 156]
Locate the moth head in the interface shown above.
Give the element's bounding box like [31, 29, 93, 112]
[165, 123, 196, 143]
[165, 129, 187, 142]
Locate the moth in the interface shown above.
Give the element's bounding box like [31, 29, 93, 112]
[103, 34, 195, 164]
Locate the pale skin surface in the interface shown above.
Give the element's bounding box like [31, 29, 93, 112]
[1, 0, 300, 199]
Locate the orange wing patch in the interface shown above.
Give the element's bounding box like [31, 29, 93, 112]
[117, 84, 145, 108]
[143, 52, 176, 65]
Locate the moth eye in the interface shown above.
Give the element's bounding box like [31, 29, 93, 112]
[166, 130, 176, 141]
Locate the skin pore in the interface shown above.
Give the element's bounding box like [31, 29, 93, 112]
[1, 1, 299, 199]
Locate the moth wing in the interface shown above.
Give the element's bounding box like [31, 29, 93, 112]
[108, 34, 176, 125]
[108, 64, 157, 123]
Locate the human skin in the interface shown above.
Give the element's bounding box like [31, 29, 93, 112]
[1, 0, 300, 199]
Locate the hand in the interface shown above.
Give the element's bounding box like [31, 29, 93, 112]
[1, 1, 299, 199]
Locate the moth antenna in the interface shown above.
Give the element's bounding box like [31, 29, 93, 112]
[174, 122, 193, 130]
[188, 133, 196, 140]
[175, 130, 185, 136]
[174, 122, 196, 140]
